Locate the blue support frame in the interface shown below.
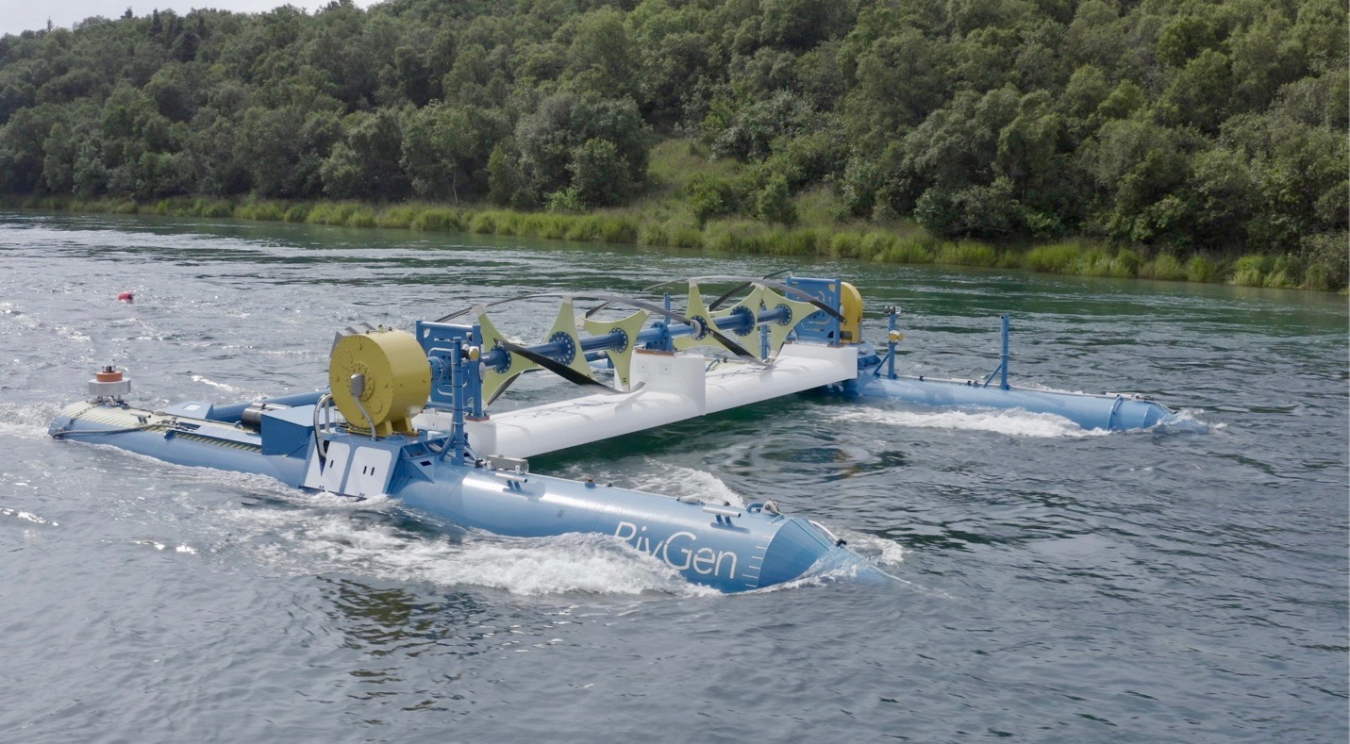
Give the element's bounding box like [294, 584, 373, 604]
[981, 315, 1011, 390]
[416, 320, 487, 459]
[784, 276, 843, 345]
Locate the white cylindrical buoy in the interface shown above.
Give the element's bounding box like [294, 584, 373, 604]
[88, 365, 132, 399]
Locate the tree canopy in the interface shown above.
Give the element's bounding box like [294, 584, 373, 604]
[0, 0, 1344, 259]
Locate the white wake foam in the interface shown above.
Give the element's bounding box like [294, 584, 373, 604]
[235, 510, 707, 597]
[0, 402, 63, 440]
[128, 537, 197, 554]
[1154, 409, 1212, 433]
[831, 406, 1111, 438]
[633, 462, 746, 508]
[190, 375, 245, 394]
[0, 507, 58, 526]
[836, 528, 906, 565]
[138, 461, 707, 597]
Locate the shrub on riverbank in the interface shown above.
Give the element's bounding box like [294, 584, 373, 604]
[1303, 233, 1350, 291]
[234, 201, 284, 221]
[1140, 254, 1188, 281]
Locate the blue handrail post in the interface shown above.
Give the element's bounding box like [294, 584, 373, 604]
[1000, 314, 1010, 391]
[885, 306, 900, 380]
[981, 314, 1011, 389]
[449, 337, 468, 460]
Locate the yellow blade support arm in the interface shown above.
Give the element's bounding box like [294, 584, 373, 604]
[672, 282, 722, 353]
[543, 299, 595, 380]
[582, 309, 649, 390]
[758, 285, 824, 357]
[477, 308, 539, 405]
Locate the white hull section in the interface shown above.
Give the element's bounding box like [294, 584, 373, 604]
[416, 343, 855, 459]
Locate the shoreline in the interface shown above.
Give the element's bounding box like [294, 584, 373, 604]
[4, 194, 1343, 293]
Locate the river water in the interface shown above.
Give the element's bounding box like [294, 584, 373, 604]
[0, 212, 1345, 742]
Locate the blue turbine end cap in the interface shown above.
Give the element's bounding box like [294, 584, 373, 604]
[758, 517, 838, 587]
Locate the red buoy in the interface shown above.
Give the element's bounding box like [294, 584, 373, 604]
[118, 291, 134, 303]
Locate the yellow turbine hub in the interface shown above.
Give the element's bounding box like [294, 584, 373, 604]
[329, 328, 430, 437]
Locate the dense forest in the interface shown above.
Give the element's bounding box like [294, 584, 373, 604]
[0, 0, 1345, 284]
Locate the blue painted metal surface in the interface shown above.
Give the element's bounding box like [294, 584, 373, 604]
[784, 276, 843, 345]
[259, 405, 317, 457]
[980, 315, 1011, 390]
[204, 390, 327, 423]
[885, 307, 899, 380]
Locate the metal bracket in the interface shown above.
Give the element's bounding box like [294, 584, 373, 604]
[703, 504, 741, 525]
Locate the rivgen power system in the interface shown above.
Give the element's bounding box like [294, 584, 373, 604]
[51, 275, 1183, 591]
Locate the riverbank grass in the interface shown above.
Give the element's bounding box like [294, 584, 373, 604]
[5, 192, 1343, 292]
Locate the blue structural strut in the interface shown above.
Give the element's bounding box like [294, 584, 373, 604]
[981, 315, 1011, 390]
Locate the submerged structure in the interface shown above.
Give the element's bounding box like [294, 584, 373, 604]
[50, 275, 1183, 591]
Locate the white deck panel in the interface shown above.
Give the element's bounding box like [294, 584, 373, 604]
[416, 343, 856, 459]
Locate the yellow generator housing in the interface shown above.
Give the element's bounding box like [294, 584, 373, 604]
[840, 282, 863, 343]
[329, 328, 430, 438]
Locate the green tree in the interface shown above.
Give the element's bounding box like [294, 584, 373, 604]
[759, 0, 850, 51]
[1187, 147, 1259, 248]
[844, 28, 948, 142]
[487, 142, 526, 207]
[401, 103, 504, 201]
[318, 141, 363, 199]
[709, 90, 815, 162]
[1062, 65, 1109, 122]
[145, 64, 195, 122]
[72, 138, 107, 197]
[1228, 13, 1307, 112]
[0, 105, 57, 192]
[1157, 49, 1234, 133]
[41, 121, 75, 193]
[687, 173, 750, 225]
[1083, 119, 1195, 244]
[1095, 80, 1147, 121]
[996, 98, 1079, 226]
[568, 138, 629, 207]
[516, 93, 648, 202]
[322, 108, 407, 199]
[566, 9, 634, 99]
[757, 173, 797, 225]
[1155, 15, 1217, 68]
